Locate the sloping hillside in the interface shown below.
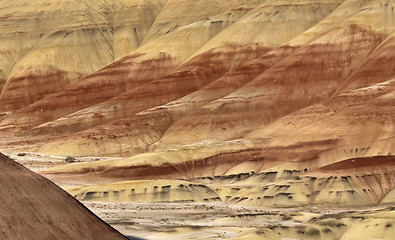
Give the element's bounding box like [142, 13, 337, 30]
[0, 152, 125, 239]
[0, 0, 394, 212]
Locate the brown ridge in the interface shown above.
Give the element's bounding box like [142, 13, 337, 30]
[0, 152, 126, 240]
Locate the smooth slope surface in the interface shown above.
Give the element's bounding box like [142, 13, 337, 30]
[0, 152, 126, 240]
[0, 0, 394, 210]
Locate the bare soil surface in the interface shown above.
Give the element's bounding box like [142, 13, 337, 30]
[83, 201, 383, 240]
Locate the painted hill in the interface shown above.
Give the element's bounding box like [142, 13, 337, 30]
[0, 0, 394, 212]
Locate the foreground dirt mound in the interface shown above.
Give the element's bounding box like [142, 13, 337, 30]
[0, 152, 126, 240]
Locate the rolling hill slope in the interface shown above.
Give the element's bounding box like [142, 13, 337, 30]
[0, 0, 394, 212]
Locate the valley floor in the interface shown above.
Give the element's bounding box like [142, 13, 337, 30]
[86, 201, 395, 240]
[7, 152, 395, 240]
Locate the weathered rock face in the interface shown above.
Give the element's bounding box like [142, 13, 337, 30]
[0, 152, 125, 240]
[0, 0, 395, 210]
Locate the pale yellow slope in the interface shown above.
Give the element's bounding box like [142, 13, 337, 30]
[0, 0, 166, 111]
[288, 0, 373, 46]
[340, 211, 395, 240]
[112, 0, 167, 60]
[124, 0, 261, 68]
[188, 0, 345, 61]
[140, 0, 255, 45]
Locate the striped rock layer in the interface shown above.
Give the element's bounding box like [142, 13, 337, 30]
[0, 0, 395, 208]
